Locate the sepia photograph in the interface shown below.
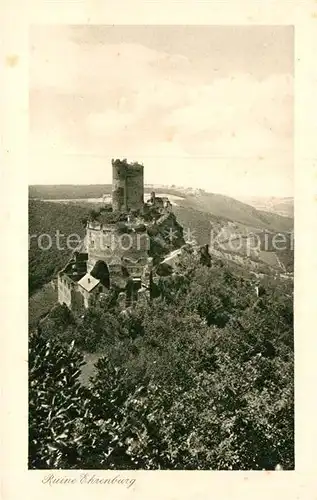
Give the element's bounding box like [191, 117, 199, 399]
[28, 25, 294, 471]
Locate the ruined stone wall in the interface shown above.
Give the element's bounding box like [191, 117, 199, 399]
[87, 226, 149, 260]
[86, 223, 150, 285]
[57, 274, 73, 309]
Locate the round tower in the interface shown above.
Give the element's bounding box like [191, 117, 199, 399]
[112, 159, 144, 212]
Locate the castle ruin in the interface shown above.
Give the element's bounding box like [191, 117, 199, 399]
[57, 159, 182, 312]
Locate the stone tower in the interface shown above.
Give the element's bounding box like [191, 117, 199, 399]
[112, 158, 144, 212]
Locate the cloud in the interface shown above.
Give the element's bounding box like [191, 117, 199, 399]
[81, 71, 292, 164]
[86, 111, 134, 136]
[29, 29, 293, 196]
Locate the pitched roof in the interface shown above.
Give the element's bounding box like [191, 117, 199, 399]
[78, 273, 100, 292]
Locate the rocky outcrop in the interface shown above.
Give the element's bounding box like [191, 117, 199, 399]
[147, 212, 184, 263]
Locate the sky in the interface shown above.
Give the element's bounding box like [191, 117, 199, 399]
[29, 25, 294, 197]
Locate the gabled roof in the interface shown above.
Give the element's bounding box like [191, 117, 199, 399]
[78, 273, 100, 292]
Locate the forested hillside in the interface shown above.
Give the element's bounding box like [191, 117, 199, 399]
[29, 198, 293, 299]
[29, 200, 89, 294]
[29, 184, 113, 199]
[29, 251, 294, 470]
[179, 193, 293, 232]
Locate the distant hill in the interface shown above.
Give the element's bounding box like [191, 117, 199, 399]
[28, 184, 203, 200]
[234, 196, 294, 218]
[29, 184, 293, 232]
[29, 184, 113, 200]
[176, 192, 293, 233]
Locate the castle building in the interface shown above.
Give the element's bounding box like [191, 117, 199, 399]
[57, 159, 166, 312]
[146, 191, 172, 212]
[112, 158, 144, 212]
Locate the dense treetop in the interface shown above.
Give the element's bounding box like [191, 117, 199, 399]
[30, 247, 293, 470]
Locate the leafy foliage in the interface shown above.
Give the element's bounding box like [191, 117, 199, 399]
[29, 243, 293, 470]
[29, 332, 90, 468]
